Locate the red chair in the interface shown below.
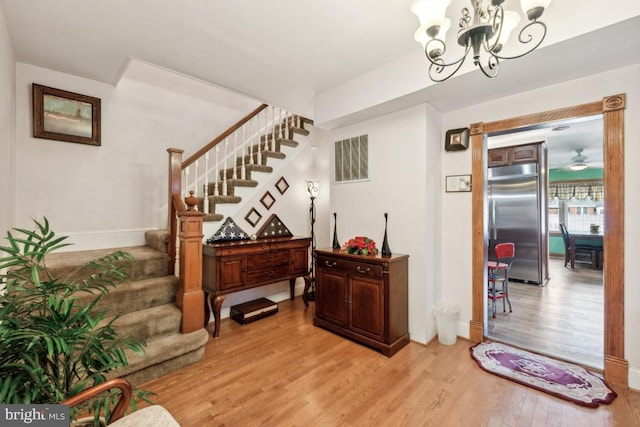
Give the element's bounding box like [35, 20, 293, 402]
[488, 242, 515, 318]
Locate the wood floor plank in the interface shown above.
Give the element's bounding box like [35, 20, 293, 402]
[488, 257, 604, 369]
[138, 295, 639, 426]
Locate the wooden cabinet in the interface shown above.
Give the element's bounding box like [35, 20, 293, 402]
[488, 143, 540, 167]
[314, 249, 409, 357]
[202, 236, 311, 337]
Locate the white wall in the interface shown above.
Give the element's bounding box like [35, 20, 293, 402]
[320, 104, 441, 344]
[440, 64, 640, 389]
[0, 5, 15, 239]
[13, 61, 259, 249]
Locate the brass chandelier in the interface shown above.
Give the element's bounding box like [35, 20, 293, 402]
[411, 0, 552, 82]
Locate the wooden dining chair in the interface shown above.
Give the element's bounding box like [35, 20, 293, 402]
[488, 242, 515, 318]
[559, 223, 598, 269]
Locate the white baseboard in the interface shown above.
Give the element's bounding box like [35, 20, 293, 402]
[628, 366, 640, 392]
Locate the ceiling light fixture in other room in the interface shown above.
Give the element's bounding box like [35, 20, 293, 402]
[411, 0, 552, 82]
[569, 148, 588, 171]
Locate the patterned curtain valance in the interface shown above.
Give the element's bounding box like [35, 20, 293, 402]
[549, 180, 604, 201]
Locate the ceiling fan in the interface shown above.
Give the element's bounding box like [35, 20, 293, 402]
[569, 148, 588, 171]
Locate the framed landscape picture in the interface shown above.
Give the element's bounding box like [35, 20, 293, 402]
[32, 83, 101, 146]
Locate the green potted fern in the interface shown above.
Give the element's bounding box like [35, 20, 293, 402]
[0, 218, 153, 425]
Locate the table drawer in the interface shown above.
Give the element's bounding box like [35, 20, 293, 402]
[246, 250, 290, 269]
[245, 264, 290, 284]
[317, 255, 383, 279]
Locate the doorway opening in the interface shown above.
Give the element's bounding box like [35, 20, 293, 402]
[484, 117, 605, 369]
[468, 95, 628, 386]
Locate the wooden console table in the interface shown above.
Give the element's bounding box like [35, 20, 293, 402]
[314, 249, 409, 357]
[202, 236, 311, 337]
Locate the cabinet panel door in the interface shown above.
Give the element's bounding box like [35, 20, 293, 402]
[289, 247, 309, 275]
[349, 275, 383, 340]
[488, 148, 510, 167]
[316, 269, 348, 326]
[219, 256, 244, 290]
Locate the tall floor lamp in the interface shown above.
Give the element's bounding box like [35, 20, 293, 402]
[306, 180, 319, 302]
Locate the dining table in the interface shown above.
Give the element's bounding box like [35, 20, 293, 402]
[569, 230, 604, 269]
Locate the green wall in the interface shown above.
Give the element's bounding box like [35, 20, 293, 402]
[548, 167, 603, 255]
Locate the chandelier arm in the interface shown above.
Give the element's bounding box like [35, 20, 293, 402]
[491, 21, 547, 61]
[424, 38, 471, 69]
[476, 54, 500, 79]
[428, 48, 471, 83]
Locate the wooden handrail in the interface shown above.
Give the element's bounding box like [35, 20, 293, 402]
[182, 103, 268, 169]
[62, 378, 132, 423]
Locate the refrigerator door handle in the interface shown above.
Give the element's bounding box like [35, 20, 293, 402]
[489, 193, 497, 240]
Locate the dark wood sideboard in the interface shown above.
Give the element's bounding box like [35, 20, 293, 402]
[314, 249, 409, 357]
[202, 236, 311, 337]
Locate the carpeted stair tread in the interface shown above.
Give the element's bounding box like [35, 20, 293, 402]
[114, 303, 181, 342]
[145, 230, 170, 253]
[203, 213, 224, 222]
[277, 138, 299, 148]
[76, 275, 178, 317]
[113, 328, 210, 385]
[44, 245, 170, 282]
[291, 127, 310, 136]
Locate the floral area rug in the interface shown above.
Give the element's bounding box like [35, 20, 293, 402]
[470, 342, 617, 407]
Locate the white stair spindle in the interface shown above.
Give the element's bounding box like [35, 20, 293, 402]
[203, 152, 210, 214]
[283, 109, 288, 140]
[263, 109, 269, 155]
[271, 106, 276, 151]
[278, 107, 284, 140]
[213, 146, 219, 196]
[184, 166, 190, 199]
[297, 113, 301, 129]
[241, 124, 246, 180]
[222, 138, 228, 196]
[249, 117, 254, 166]
[258, 112, 264, 165]
[232, 132, 238, 180]
[194, 159, 199, 197]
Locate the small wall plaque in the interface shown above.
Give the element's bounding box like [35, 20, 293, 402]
[446, 174, 472, 192]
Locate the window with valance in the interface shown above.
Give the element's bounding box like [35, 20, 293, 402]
[549, 180, 604, 201]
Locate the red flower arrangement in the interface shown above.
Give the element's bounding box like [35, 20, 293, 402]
[342, 236, 378, 256]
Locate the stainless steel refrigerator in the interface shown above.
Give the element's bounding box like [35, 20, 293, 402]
[488, 163, 548, 285]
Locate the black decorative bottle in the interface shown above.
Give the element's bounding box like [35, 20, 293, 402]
[332, 212, 341, 250]
[381, 212, 392, 257]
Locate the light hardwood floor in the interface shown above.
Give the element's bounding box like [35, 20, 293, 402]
[140, 295, 639, 427]
[488, 257, 604, 369]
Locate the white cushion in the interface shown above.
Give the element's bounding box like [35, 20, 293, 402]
[109, 405, 180, 427]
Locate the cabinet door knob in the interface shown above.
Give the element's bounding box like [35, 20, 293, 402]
[324, 261, 337, 267]
[356, 266, 370, 274]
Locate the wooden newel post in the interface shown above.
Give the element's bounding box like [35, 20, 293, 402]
[175, 202, 205, 334]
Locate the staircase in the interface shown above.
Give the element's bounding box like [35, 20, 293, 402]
[37, 104, 313, 386]
[43, 230, 209, 386]
[184, 107, 313, 224]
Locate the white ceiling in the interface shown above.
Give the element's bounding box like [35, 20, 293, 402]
[1, 0, 640, 134]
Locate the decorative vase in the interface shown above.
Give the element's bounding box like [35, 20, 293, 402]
[381, 212, 392, 257]
[332, 212, 341, 250]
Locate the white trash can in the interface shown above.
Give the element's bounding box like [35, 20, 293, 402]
[434, 303, 460, 345]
